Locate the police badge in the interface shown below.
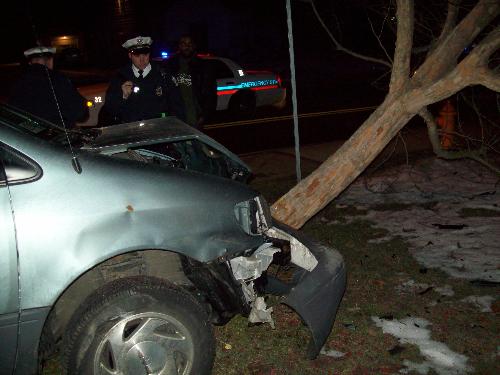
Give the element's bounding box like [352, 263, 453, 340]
[155, 86, 163, 96]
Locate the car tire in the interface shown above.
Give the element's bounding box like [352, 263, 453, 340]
[229, 91, 256, 119]
[63, 276, 215, 375]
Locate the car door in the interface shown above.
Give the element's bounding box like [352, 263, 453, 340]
[0, 146, 20, 375]
[210, 59, 238, 110]
[0, 144, 43, 374]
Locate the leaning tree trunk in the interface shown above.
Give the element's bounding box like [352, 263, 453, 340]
[272, 0, 500, 229]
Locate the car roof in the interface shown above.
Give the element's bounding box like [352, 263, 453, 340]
[199, 56, 242, 71]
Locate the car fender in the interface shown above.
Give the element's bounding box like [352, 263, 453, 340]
[4, 135, 263, 310]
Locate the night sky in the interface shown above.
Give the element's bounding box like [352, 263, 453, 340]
[2, 1, 287, 65]
[1, 0, 380, 67]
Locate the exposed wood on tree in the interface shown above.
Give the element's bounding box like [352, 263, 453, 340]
[272, 0, 500, 229]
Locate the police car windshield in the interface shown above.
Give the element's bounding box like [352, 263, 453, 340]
[0, 104, 80, 145]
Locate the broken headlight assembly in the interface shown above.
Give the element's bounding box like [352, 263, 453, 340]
[234, 195, 272, 235]
[228, 226, 319, 328]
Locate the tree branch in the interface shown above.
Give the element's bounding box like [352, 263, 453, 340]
[310, 0, 392, 68]
[475, 68, 500, 92]
[419, 108, 500, 174]
[456, 26, 500, 91]
[466, 25, 500, 64]
[414, 0, 500, 84]
[389, 0, 414, 96]
[410, 24, 500, 109]
[367, 14, 393, 64]
[433, 0, 461, 51]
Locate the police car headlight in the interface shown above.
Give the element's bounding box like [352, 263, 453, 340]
[234, 196, 272, 235]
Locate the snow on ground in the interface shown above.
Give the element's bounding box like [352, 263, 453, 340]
[344, 159, 499, 373]
[336, 158, 500, 283]
[460, 295, 495, 312]
[319, 347, 346, 358]
[396, 279, 455, 297]
[372, 316, 473, 375]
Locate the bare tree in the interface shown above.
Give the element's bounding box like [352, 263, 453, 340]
[272, 0, 500, 229]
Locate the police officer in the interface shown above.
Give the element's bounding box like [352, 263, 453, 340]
[102, 36, 178, 124]
[9, 46, 89, 128]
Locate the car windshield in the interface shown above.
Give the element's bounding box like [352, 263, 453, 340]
[0, 104, 86, 145]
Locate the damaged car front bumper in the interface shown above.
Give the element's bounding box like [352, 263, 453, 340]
[181, 195, 346, 359]
[229, 223, 346, 359]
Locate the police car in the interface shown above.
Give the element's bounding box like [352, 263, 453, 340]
[77, 55, 286, 127]
[199, 55, 286, 116]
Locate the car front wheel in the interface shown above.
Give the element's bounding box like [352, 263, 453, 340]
[63, 276, 214, 375]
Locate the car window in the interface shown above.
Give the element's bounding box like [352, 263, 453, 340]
[0, 145, 42, 186]
[211, 60, 234, 79]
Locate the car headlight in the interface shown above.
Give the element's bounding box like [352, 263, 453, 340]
[234, 195, 272, 235]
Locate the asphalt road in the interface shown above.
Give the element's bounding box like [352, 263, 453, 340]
[205, 106, 378, 154]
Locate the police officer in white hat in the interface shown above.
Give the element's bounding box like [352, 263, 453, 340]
[102, 35, 180, 124]
[9, 45, 88, 128]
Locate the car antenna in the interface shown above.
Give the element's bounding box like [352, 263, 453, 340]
[27, 5, 82, 174]
[45, 70, 83, 174]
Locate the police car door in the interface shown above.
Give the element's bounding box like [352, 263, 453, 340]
[211, 59, 239, 110]
[0, 146, 19, 374]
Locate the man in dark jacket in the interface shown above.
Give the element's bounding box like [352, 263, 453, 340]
[9, 46, 89, 128]
[102, 36, 179, 124]
[166, 35, 217, 130]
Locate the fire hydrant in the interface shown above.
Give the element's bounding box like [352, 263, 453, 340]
[436, 100, 456, 150]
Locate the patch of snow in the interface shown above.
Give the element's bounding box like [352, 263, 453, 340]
[337, 158, 499, 206]
[320, 347, 346, 358]
[337, 158, 500, 282]
[397, 280, 455, 297]
[372, 316, 473, 375]
[396, 279, 431, 294]
[435, 285, 455, 297]
[461, 295, 495, 313]
[400, 360, 432, 374]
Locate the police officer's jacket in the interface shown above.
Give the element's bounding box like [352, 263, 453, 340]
[9, 64, 89, 128]
[103, 63, 180, 124]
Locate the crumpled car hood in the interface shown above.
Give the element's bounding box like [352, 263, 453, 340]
[81, 117, 250, 173]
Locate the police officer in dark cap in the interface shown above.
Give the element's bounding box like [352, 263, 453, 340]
[9, 46, 89, 128]
[102, 36, 179, 124]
